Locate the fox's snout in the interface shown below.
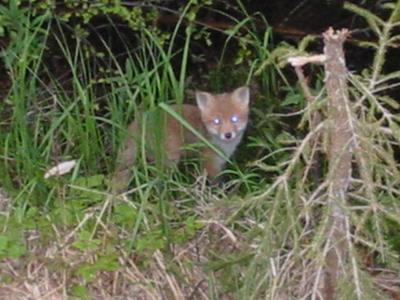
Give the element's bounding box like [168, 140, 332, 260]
[220, 131, 236, 141]
[206, 121, 240, 142]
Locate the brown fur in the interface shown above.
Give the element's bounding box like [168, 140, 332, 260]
[111, 87, 250, 192]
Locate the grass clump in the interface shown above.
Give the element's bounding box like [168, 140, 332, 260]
[1, 1, 400, 299]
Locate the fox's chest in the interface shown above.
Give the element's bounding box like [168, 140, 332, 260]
[212, 132, 244, 159]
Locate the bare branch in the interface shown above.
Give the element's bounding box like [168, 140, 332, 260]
[288, 55, 324, 187]
[288, 55, 326, 67]
[318, 27, 353, 299]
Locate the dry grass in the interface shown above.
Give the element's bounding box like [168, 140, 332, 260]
[0, 182, 250, 300]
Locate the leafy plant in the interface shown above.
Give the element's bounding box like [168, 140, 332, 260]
[2, 1, 399, 299]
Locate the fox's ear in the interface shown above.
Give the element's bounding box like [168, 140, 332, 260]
[233, 86, 250, 107]
[196, 91, 213, 111]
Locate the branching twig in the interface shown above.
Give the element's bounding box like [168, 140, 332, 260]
[252, 121, 325, 201]
[288, 55, 325, 186]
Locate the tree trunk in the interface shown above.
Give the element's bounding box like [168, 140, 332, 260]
[321, 28, 352, 299]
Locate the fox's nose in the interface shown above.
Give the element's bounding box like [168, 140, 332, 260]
[225, 132, 232, 139]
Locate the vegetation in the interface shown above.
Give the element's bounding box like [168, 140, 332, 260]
[0, 0, 400, 299]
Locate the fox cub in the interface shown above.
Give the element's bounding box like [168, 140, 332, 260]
[112, 86, 250, 191]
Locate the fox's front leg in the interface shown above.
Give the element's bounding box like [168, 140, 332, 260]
[111, 122, 139, 192]
[202, 148, 226, 182]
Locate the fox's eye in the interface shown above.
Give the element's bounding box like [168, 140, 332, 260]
[230, 115, 239, 123]
[212, 118, 221, 125]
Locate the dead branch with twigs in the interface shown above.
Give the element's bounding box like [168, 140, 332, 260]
[287, 28, 354, 300]
[319, 27, 352, 300]
[252, 8, 400, 295]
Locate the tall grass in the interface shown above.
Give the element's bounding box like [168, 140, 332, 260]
[1, 1, 400, 299]
[0, 2, 271, 298]
[1, 8, 50, 201]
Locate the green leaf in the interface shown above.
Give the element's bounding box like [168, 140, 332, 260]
[112, 203, 137, 227]
[187, 11, 196, 22]
[0, 233, 26, 259]
[71, 285, 91, 300]
[75, 254, 120, 282]
[136, 229, 165, 253]
[354, 41, 378, 49]
[0, 235, 9, 252]
[74, 174, 104, 188]
[281, 90, 304, 107]
[185, 216, 203, 237]
[72, 230, 101, 251]
[8, 242, 26, 258]
[75, 264, 97, 282]
[95, 255, 120, 272]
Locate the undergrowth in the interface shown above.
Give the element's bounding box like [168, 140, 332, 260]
[0, 1, 400, 299]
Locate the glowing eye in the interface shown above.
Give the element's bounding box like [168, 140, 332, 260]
[231, 115, 239, 123]
[212, 118, 221, 125]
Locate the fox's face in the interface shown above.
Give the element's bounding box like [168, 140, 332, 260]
[196, 86, 250, 142]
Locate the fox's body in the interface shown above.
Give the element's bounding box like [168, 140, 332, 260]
[112, 86, 250, 191]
